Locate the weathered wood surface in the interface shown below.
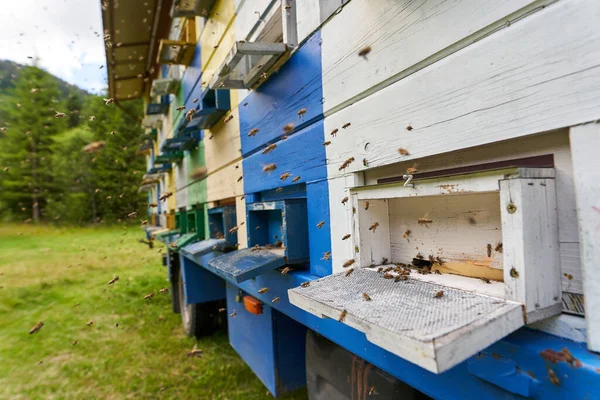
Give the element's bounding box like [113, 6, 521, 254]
[570, 123, 600, 351]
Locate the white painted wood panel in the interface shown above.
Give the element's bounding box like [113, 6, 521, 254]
[324, 0, 600, 177]
[234, 0, 275, 41]
[327, 176, 355, 273]
[500, 178, 561, 322]
[356, 198, 391, 267]
[389, 193, 504, 281]
[321, 0, 545, 113]
[206, 161, 244, 202]
[569, 123, 600, 351]
[295, 0, 320, 45]
[204, 108, 242, 173]
[174, 161, 189, 209]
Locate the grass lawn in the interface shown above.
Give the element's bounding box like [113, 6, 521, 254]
[0, 224, 307, 400]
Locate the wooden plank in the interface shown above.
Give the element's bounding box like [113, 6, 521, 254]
[167, 169, 177, 211]
[235, 0, 276, 41]
[321, 0, 548, 114]
[239, 31, 323, 157]
[289, 268, 524, 373]
[500, 178, 561, 322]
[569, 123, 600, 351]
[356, 198, 391, 267]
[200, 0, 236, 72]
[324, 0, 600, 177]
[204, 108, 243, 173]
[389, 192, 504, 281]
[328, 176, 355, 273]
[241, 120, 326, 194]
[206, 161, 244, 202]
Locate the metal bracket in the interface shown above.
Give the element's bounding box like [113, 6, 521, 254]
[402, 174, 414, 188]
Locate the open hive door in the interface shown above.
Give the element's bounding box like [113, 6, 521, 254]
[207, 200, 309, 283]
[290, 165, 561, 374]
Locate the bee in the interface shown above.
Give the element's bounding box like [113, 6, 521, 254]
[381, 257, 388, 264]
[263, 163, 277, 172]
[417, 214, 432, 227]
[280, 172, 290, 181]
[343, 259, 355, 268]
[159, 287, 169, 294]
[383, 273, 393, 279]
[395, 274, 408, 282]
[481, 277, 491, 284]
[283, 123, 295, 133]
[262, 144, 277, 154]
[362, 293, 372, 301]
[83, 141, 106, 153]
[403, 230, 411, 240]
[323, 141, 331, 146]
[342, 122, 351, 129]
[193, 98, 199, 103]
[342, 234, 351, 240]
[398, 148, 410, 156]
[86, 321, 94, 327]
[362, 158, 368, 167]
[31, 88, 40, 94]
[281, 135, 289, 140]
[108, 276, 119, 285]
[273, 240, 283, 248]
[434, 270, 442, 275]
[106, 196, 112, 200]
[29, 322, 44, 334]
[352, 207, 356, 214]
[433, 290, 444, 298]
[321, 251, 331, 260]
[495, 242, 503, 253]
[330, 128, 338, 137]
[225, 114, 234, 123]
[369, 222, 379, 232]
[127, 212, 138, 218]
[510, 268, 519, 278]
[72, 340, 78, 346]
[292, 176, 301, 183]
[406, 163, 418, 174]
[190, 166, 208, 180]
[218, 308, 226, 312]
[104, 98, 114, 105]
[272, 297, 280, 303]
[339, 157, 355, 171]
[248, 128, 259, 137]
[281, 267, 291, 275]
[548, 369, 560, 386]
[345, 268, 354, 277]
[89, 116, 96, 122]
[144, 292, 155, 300]
[317, 221, 325, 229]
[176, 105, 186, 111]
[297, 108, 307, 118]
[159, 192, 172, 201]
[301, 281, 310, 288]
[487, 244, 492, 257]
[187, 346, 203, 358]
[52, 110, 64, 118]
[358, 46, 371, 59]
[258, 287, 269, 294]
[237, 176, 243, 182]
[406, 125, 413, 131]
[364, 201, 369, 210]
[230, 311, 237, 318]
[369, 386, 377, 396]
[185, 109, 196, 121]
[255, 226, 261, 230]
[338, 309, 347, 322]
[229, 226, 239, 234]
[435, 256, 444, 265]
[341, 197, 349, 205]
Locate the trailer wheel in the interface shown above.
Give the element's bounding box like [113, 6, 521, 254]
[170, 265, 181, 314]
[178, 274, 225, 338]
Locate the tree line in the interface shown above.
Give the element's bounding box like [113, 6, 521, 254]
[0, 64, 147, 225]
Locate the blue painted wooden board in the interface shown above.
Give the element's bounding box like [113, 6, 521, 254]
[306, 181, 332, 277]
[182, 44, 202, 104]
[180, 255, 225, 304]
[239, 31, 323, 157]
[207, 248, 286, 283]
[180, 238, 227, 259]
[226, 283, 278, 395]
[242, 120, 326, 194]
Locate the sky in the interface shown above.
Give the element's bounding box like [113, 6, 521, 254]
[0, 0, 108, 94]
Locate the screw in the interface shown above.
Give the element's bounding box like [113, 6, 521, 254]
[507, 202, 517, 214]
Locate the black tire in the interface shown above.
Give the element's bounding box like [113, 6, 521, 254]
[170, 265, 181, 314]
[178, 272, 227, 338]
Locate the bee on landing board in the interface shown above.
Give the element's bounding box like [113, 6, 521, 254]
[338, 309, 347, 322]
[362, 293, 372, 301]
[300, 282, 310, 288]
[434, 290, 445, 299]
[345, 268, 354, 277]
